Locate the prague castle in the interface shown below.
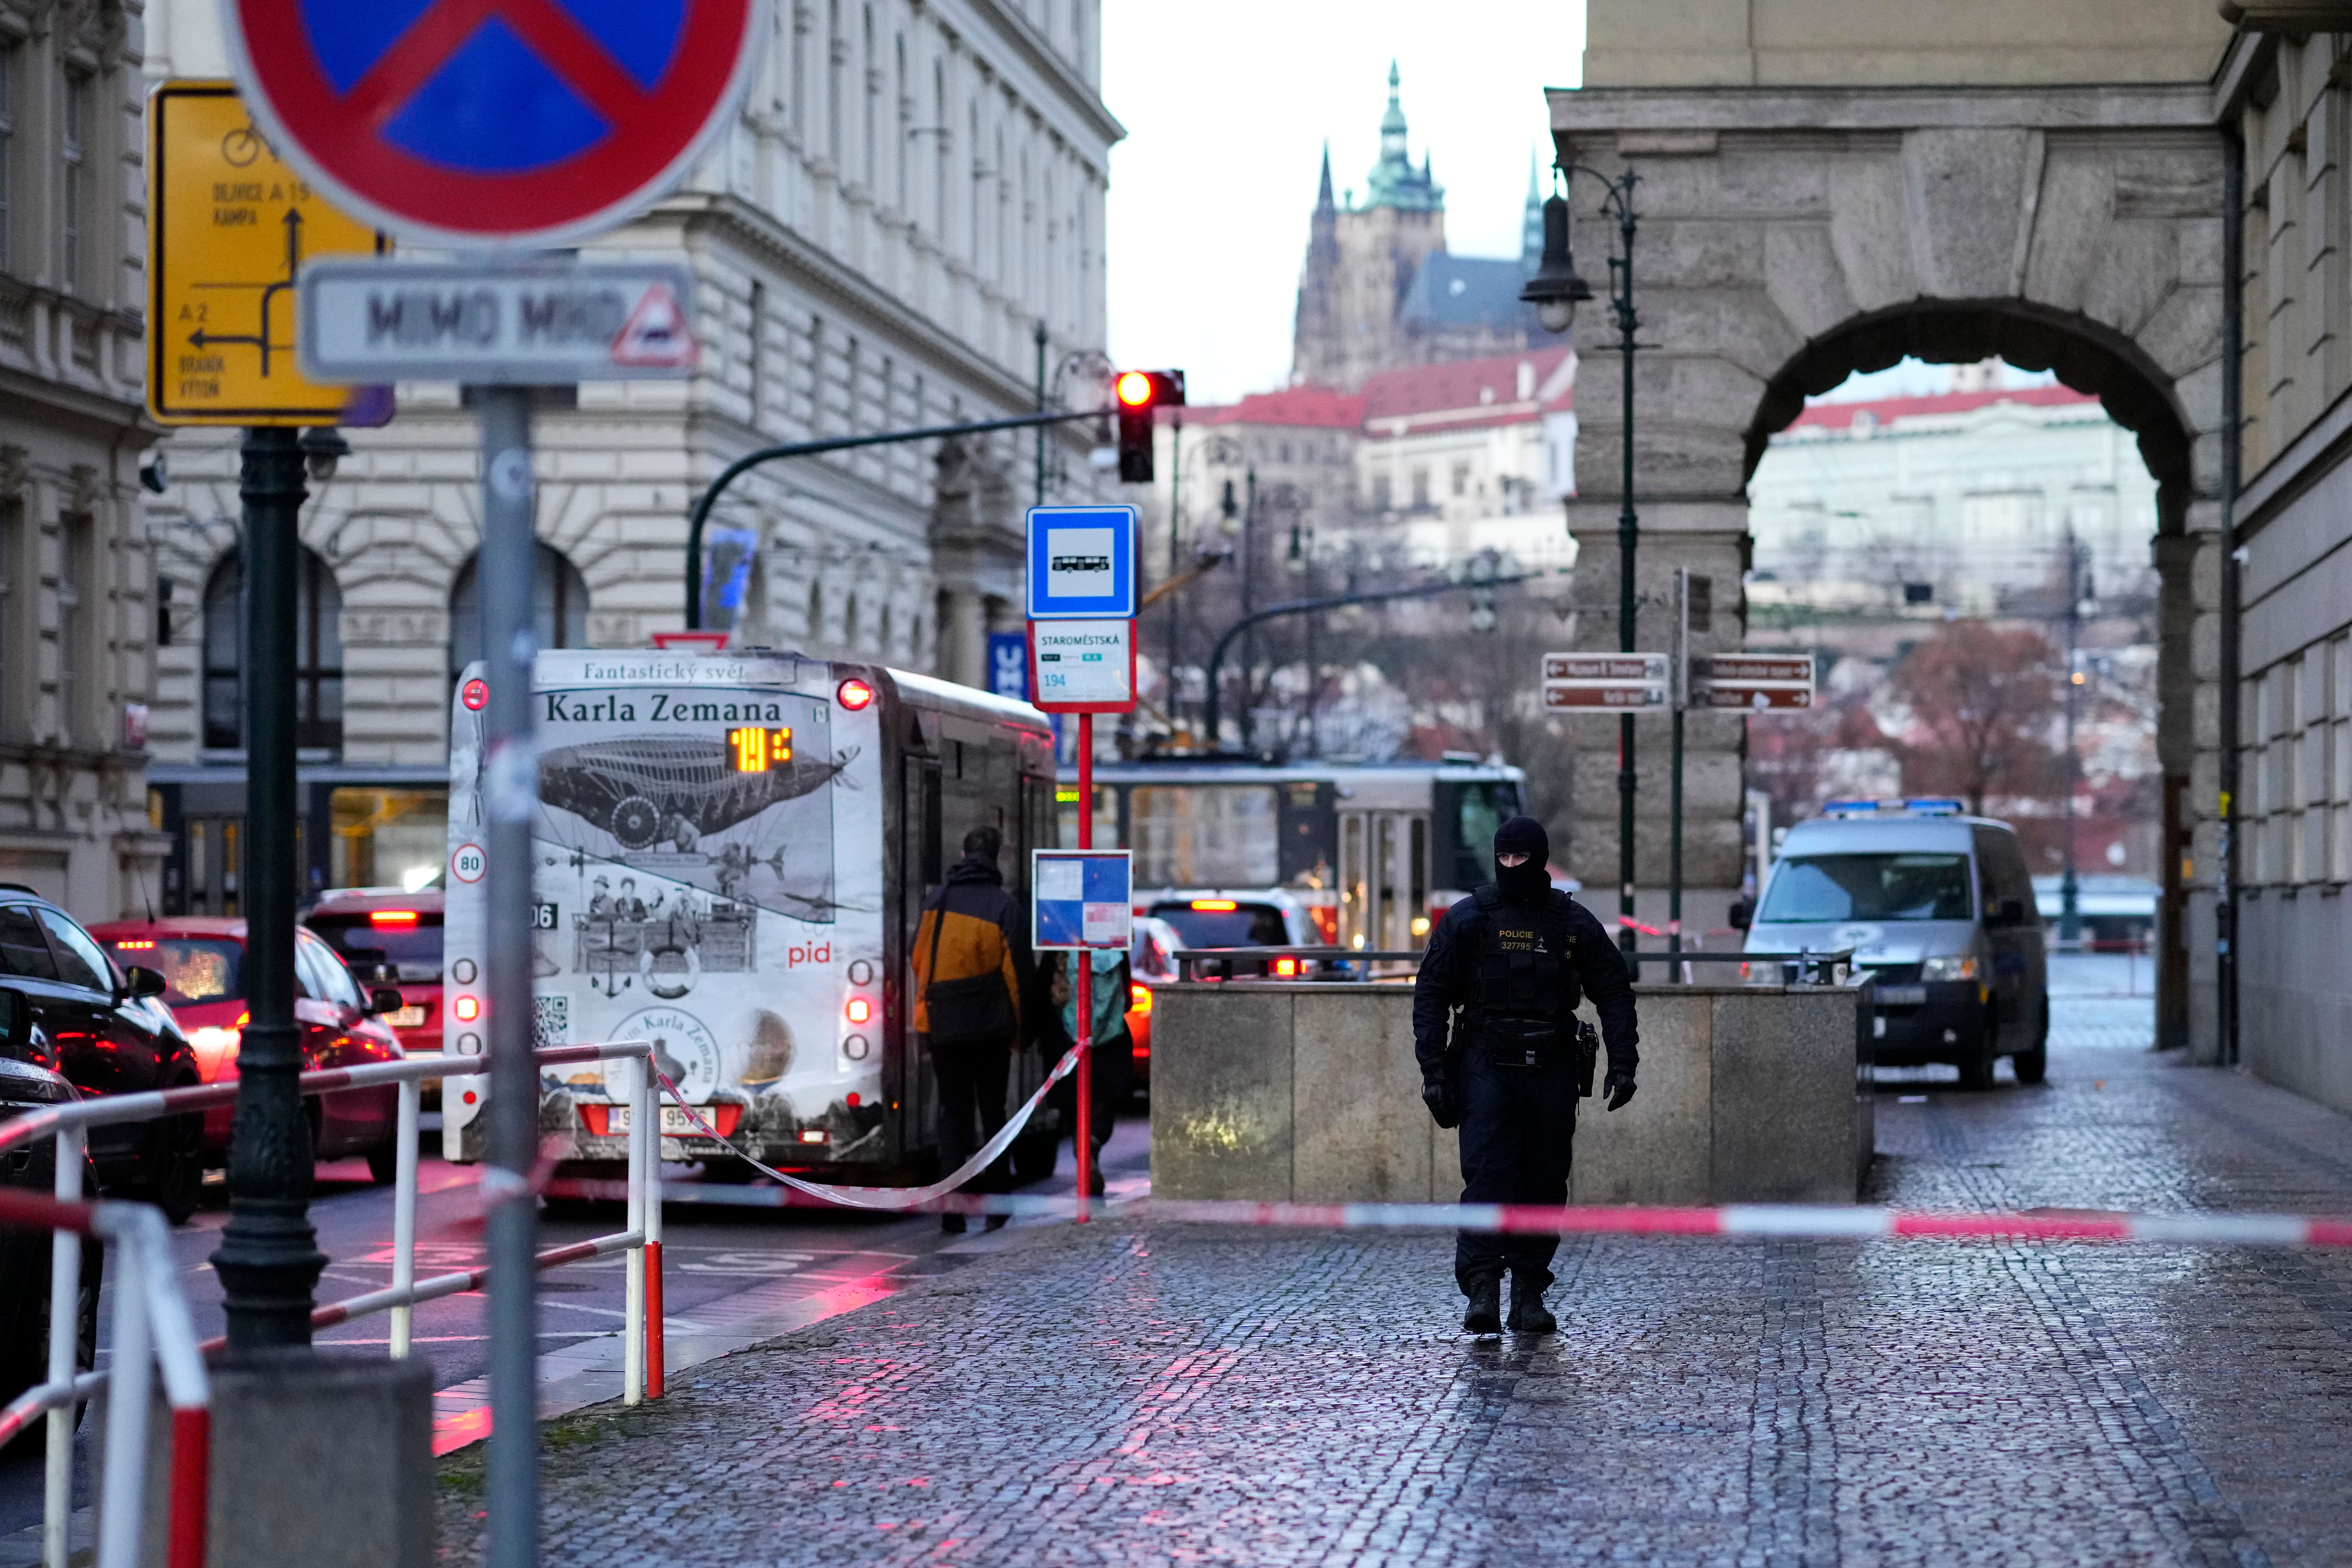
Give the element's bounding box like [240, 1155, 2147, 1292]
[1290, 65, 1543, 391]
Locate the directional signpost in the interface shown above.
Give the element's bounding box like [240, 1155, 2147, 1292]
[1695, 652, 1818, 710]
[227, 6, 763, 1564]
[1541, 652, 1671, 711]
[1026, 505, 1138, 1222]
[146, 80, 391, 425]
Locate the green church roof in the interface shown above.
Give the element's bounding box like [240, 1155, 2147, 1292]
[1363, 62, 1442, 214]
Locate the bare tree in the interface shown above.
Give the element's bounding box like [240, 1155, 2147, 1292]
[1888, 621, 2068, 815]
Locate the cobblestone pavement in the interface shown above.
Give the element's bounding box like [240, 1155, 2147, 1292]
[439, 993, 2352, 1566]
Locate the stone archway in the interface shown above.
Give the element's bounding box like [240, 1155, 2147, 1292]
[1547, 82, 2226, 1052]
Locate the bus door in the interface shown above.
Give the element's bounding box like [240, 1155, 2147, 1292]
[901, 756, 943, 1158]
[1338, 809, 1429, 955]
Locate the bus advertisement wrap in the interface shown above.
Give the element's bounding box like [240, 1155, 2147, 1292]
[442, 651, 889, 1170]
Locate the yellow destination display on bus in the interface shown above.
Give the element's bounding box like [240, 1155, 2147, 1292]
[728, 727, 794, 772]
[146, 80, 386, 426]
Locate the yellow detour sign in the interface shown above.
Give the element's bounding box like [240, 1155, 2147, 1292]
[147, 80, 390, 426]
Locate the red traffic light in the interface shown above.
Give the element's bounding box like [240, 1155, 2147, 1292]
[1112, 370, 1185, 409]
[1111, 370, 1185, 483]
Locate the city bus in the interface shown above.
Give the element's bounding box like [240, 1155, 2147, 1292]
[441, 647, 1060, 1181]
[1071, 757, 1526, 953]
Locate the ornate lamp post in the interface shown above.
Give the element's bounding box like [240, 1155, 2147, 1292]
[1524, 159, 1642, 966]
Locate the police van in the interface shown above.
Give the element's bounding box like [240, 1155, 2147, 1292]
[1743, 799, 2047, 1089]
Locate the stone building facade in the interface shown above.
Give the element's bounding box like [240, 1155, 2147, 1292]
[2219, 6, 2352, 1114]
[0, 0, 168, 921]
[1290, 66, 1539, 392]
[139, 0, 1118, 908]
[1556, 0, 2236, 1055]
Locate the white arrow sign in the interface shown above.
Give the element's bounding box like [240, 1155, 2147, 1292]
[299, 259, 700, 384]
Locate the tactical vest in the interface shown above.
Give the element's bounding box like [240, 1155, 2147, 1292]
[1465, 884, 1579, 1062]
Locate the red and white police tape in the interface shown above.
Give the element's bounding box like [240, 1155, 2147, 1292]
[608, 1182, 2352, 1248]
[646, 1043, 1082, 1210]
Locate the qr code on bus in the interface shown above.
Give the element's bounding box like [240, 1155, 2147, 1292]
[532, 995, 568, 1050]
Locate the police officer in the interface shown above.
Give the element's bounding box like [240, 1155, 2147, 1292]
[1413, 814, 1638, 1334]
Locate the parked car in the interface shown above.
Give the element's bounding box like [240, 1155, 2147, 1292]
[1742, 800, 2048, 1089]
[1145, 889, 1328, 977]
[87, 917, 408, 1183]
[0, 886, 201, 1221]
[0, 988, 100, 1459]
[304, 886, 446, 1068]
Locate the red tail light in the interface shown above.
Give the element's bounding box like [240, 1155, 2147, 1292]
[1273, 957, 1300, 978]
[1128, 983, 1153, 1015]
[370, 910, 420, 926]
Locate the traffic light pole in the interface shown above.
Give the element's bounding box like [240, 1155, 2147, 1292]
[684, 408, 1100, 629]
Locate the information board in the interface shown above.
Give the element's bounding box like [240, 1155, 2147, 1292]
[1032, 850, 1133, 950]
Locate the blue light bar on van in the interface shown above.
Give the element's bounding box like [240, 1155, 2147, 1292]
[1821, 797, 1964, 818]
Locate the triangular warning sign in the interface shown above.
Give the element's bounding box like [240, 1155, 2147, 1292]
[611, 282, 697, 369]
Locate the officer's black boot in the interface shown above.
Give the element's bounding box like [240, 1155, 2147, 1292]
[1506, 1272, 1556, 1334]
[1461, 1276, 1503, 1335]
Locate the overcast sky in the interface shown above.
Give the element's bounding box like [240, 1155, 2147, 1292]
[1101, 4, 1587, 407]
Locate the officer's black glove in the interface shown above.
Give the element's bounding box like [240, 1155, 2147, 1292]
[1421, 1076, 1460, 1129]
[1602, 1070, 1637, 1112]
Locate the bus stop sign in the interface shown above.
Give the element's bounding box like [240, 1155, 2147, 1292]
[1027, 506, 1136, 620]
[223, 0, 767, 249]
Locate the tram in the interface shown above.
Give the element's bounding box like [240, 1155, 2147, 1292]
[1072, 757, 1527, 952]
[441, 646, 1060, 1180]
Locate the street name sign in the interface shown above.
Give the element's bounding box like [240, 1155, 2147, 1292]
[299, 260, 699, 383]
[1032, 850, 1134, 950]
[1541, 652, 1670, 711]
[223, 0, 767, 249]
[1028, 620, 1136, 713]
[146, 80, 392, 427]
[1695, 652, 1817, 711]
[1026, 506, 1138, 620]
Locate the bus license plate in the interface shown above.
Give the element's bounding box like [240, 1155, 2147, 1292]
[607, 1106, 707, 1136]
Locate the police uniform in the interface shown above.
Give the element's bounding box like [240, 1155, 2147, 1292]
[1412, 815, 1638, 1331]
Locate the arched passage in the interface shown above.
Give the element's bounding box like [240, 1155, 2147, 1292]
[1549, 82, 2226, 1053]
[1744, 300, 2197, 532]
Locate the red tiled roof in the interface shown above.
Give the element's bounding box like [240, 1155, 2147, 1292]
[1788, 384, 2097, 430]
[1180, 385, 1368, 429]
[1361, 346, 1575, 424]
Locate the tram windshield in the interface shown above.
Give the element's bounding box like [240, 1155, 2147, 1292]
[1129, 785, 1280, 887]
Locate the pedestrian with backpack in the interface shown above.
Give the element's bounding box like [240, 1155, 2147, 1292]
[912, 825, 1035, 1233]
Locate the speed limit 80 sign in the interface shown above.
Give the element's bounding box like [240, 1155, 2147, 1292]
[451, 843, 487, 884]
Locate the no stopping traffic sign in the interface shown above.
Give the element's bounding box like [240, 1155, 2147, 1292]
[224, 0, 767, 249]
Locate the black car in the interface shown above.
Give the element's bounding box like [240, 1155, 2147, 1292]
[0, 887, 203, 1221]
[0, 990, 101, 1459]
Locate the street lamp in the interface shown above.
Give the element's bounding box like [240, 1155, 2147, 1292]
[1526, 157, 1643, 965]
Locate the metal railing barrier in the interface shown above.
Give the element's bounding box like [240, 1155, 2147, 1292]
[0, 1189, 208, 1568]
[0, 1040, 665, 1568]
[1171, 946, 1857, 987]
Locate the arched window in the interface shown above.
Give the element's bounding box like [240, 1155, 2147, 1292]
[201, 545, 344, 753]
[447, 542, 589, 688]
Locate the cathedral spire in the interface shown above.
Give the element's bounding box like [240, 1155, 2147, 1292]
[1317, 141, 1335, 212]
[1365, 61, 1441, 214]
[1523, 145, 1546, 268]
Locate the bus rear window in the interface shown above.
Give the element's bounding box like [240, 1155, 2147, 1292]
[1131, 786, 1279, 888]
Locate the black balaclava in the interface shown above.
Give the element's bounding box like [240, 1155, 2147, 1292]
[1493, 815, 1551, 902]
